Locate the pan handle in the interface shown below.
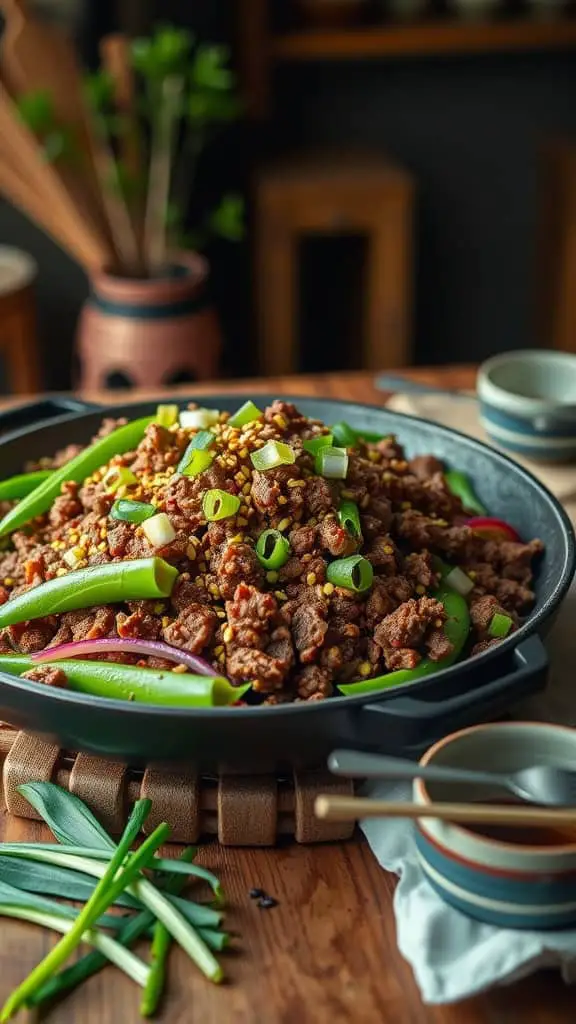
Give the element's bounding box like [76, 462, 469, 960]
[359, 635, 548, 753]
[0, 397, 102, 437]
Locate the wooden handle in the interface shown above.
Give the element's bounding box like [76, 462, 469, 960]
[315, 795, 576, 828]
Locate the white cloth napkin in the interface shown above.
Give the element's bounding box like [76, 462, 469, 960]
[360, 781, 576, 1005]
[356, 387, 576, 1004]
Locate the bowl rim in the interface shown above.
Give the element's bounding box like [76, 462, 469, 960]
[478, 350, 576, 418]
[417, 721, 576, 856]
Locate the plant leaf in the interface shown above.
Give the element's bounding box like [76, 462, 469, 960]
[17, 782, 115, 852]
[0, 854, 136, 909]
[209, 194, 244, 242]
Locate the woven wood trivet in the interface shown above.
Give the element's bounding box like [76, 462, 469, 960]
[0, 727, 355, 846]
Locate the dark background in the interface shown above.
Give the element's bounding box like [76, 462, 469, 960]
[1, 0, 576, 389]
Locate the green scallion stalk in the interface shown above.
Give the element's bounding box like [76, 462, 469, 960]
[189, 430, 215, 451]
[155, 404, 179, 428]
[488, 612, 514, 639]
[315, 446, 349, 480]
[141, 918, 171, 1016]
[302, 434, 333, 455]
[202, 489, 241, 522]
[338, 499, 361, 538]
[228, 400, 262, 428]
[27, 848, 197, 1009]
[0, 471, 53, 502]
[110, 499, 156, 524]
[256, 529, 290, 570]
[0, 800, 156, 1021]
[250, 440, 295, 472]
[0, 557, 178, 629]
[0, 416, 154, 538]
[326, 555, 373, 593]
[177, 445, 214, 477]
[331, 421, 358, 448]
[102, 465, 138, 493]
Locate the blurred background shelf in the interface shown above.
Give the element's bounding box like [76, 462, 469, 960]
[272, 19, 576, 60]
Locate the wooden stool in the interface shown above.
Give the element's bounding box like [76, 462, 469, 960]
[255, 153, 414, 375]
[537, 140, 576, 353]
[0, 247, 41, 393]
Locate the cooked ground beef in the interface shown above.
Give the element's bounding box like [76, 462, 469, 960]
[0, 401, 543, 703]
[22, 665, 67, 688]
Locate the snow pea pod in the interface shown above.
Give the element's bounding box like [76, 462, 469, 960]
[0, 416, 154, 537]
[0, 557, 177, 628]
[444, 469, 487, 515]
[0, 655, 249, 707]
[0, 471, 53, 502]
[337, 585, 470, 697]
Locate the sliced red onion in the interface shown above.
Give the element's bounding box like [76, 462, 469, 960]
[31, 638, 218, 677]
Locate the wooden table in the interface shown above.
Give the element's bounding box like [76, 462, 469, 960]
[0, 366, 573, 1024]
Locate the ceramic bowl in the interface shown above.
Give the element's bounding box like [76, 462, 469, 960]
[477, 350, 576, 461]
[414, 722, 576, 929]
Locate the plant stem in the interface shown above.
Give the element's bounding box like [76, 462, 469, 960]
[140, 918, 171, 1016]
[144, 74, 183, 274]
[0, 800, 156, 1022]
[88, 106, 143, 275]
[0, 906, 149, 986]
[27, 848, 197, 1009]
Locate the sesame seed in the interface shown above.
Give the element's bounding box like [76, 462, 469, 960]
[278, 495, 288, 505]
[239, 447, 249, 459]
[161, 616, 170, 628]
[301, 553, 312, 563]
[274, 590, 287, 601]
[277, 517, 291, 532]
[323, 582, 335, 596]
[99, 528, 107, 539]
[208, 584, 221, 598]
[237, 516, 248, 527]
[186, 544, 197, 560]
[97, 542, 107, 552]
[223, 626, 234, 643]
[266, 570, 279, 583]
[287, 479, 305, 488]
[341, 490, 354, 499]
[242, 482, 251, 495]
[359, 662, 371, 677]
[306, 572, 317, 586]
[214, 645, 224, 656]
[415, 584, 425, 595]
[230, 533, 244, 545]
[3, 578, 13, 587]
[172, 664, 187, 674]
[468, 570, 476, 580]
[199, 561, 207, 572]
[400, 501, 412, 510]
[216, 609, 226, 618]
[435, 619, 443, 628]
[383, 546, 393, 555]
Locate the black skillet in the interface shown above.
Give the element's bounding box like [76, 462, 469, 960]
[0, 394, 571, 771]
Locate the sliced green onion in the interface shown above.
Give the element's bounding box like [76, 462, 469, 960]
[256, 529, 290, 570]
[228, 400, 263, 428]
[189, 430, 215, 451]
[338, 499, 361, 538]
[331, 422, 358, 448]
[488, 612, 514, 639]
[445, 566, 474, 597]
[155, 404, 179, 428]
[315, 446, 348, 480]
[202, 489, 240, 521]
[251, 440, 295, 472]
[110, 499, 156, 524]
[178, 447, 214, 478]
[142, 513, 176, 548]
[102, 466, 137, 493]
[326, 555, 373, 593]
[180, 408, 220, 429]
[303, 434, 333, 455]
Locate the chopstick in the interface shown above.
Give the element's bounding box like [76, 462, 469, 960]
[314, 795, 576, 828]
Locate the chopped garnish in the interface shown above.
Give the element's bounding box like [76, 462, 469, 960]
[315, 446, 348, 480]
[179, 408, 220, 429]
[142, 513, 176, 548]
[155, 404, 179, 428]
[326, 555, 373, 593]
[250, 440, 295, 471]
[228, 400, 263, 428]
[256, 529, 290, 570]
[202, 490, 241, 521]
[110, 499, 156, 524]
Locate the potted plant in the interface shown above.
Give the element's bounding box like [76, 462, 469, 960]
[14, 24, 243, 388]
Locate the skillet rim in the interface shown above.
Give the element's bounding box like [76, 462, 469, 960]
[0, 392, 572, 719]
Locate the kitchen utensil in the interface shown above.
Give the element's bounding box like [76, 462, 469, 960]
[0, 395, 570, 767]
[328, 749, 576, 807]
[314, 794, 576, 827]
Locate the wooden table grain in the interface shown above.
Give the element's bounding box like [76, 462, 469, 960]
[0, 366, 573, 1024]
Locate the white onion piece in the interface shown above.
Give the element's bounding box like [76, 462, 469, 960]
[180, 408, 220, 429]
[445, 566, 474, 596]
[142, 512, 175, 548]
[31, 638, 218, 676]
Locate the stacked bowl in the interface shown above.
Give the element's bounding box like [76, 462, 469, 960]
[414, 723, 576, 929]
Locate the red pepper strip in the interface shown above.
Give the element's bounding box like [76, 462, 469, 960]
[337, 585, 470, 697]
[465, 516, 521, 543]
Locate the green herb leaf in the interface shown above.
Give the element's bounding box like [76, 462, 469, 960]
[17, 782, 115, 852]
[209, 194, 244, 242]
[0, 854, 135, 909]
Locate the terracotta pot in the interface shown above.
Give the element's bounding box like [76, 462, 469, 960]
[76, 252, 222, 390]
[297, 0, 368, 26]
